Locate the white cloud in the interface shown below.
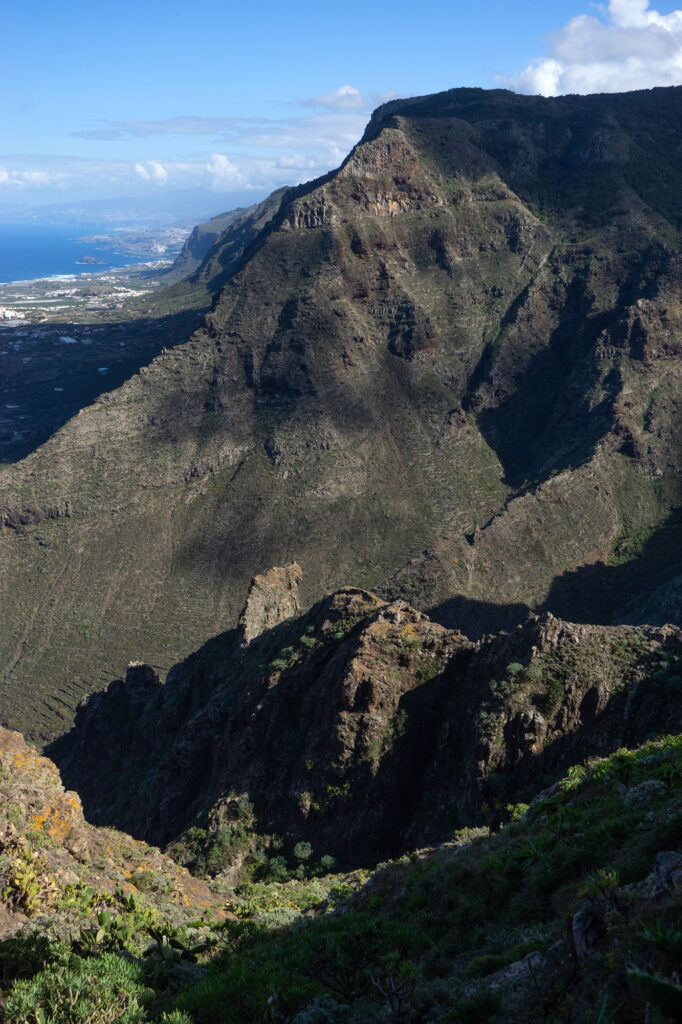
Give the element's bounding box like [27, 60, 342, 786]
[610, 0, 682, 28]
[275, 153, 321, 169]
[68, 104, 373, 193]
[148, 161, 168, 183]
[0, 164, 70, 189]
[302, 85, 368, 110]
[205, 154, 244, 189]
[506, 0, 682, 95]
[134, 161, 169, 184]
[74, 115, 288, 141]
[3, 83, 402, 206]
[21, 171, 51, 185]
[83, 108, 370, 153]
[0, 154, 263, 198]
[75, 116, 262, 139]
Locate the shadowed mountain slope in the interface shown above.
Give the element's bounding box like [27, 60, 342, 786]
[49, 566, 682, 872]
[1, 86, 681, 743]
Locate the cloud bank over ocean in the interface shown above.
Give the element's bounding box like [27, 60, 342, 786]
[0, 99, 375, 207]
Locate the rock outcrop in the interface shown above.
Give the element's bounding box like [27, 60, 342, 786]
[50, 571, 682, 870]
[238, 562, 302, 644]
[0, 727, 222, 938]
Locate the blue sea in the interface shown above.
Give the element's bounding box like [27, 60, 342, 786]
[0, 223, 154, 284]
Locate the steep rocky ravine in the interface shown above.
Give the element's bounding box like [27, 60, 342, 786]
[1, 86, 681, 743]
[50, 566, 682, 873]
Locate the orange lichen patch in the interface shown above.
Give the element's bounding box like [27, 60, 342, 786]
[2, 761, 61, 805]
[29, 801, 77, 840]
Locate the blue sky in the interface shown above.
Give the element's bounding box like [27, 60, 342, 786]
[2, 0, 681, 218]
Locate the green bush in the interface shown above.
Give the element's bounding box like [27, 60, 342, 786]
[5, 952, 153, 1023]
[294, 842, 313, 862]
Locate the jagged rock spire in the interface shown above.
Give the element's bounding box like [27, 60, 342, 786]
[238, 562, 303, 645]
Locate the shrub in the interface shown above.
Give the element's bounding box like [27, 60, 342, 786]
[267, 855, 289, 880]
[5, 952, 153, 1023]
[294, 842, 313, 863]
[292, 994, 348, 1023]
[1, 839, 58, 916]
[623, 779, 666, 809]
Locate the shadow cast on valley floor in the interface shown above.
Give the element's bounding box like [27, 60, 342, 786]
[542, 505, 682, 627]
[0, 306, 204, 463]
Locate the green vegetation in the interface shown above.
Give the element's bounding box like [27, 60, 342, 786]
[6, 953, 155, 1024]
[3, 734, 681, 1022]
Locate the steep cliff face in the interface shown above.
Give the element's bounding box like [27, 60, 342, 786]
[143, 188, 290, 313]
[50, 568, 682, 871]
[1, 87, 681, 742]
[161, 205, 255, 283]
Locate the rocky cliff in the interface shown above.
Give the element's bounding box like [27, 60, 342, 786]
[1, 86, 681, 743]
[161, 205, 254, 283]
[161, 187, 289, 294]
[49, 566, 682, 873]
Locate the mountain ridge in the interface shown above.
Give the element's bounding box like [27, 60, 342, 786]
[0, 85, 681, 743]
[1, 83, 682, 1024]
[49, 564, 682, 874]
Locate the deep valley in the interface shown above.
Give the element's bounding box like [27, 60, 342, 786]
[1, 84, 681, 1024]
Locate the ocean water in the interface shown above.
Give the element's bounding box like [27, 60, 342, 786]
[0, 223, 153, 284]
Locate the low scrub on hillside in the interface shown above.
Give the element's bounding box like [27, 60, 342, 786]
[2, 734, 681, 1023]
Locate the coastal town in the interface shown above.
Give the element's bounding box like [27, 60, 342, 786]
[0, 262, 167, 322]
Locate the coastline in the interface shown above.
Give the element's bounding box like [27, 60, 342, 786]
[0, 221, 184, 286]
[0, 259, 172, 289]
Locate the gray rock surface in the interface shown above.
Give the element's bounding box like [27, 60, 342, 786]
[239, 563, 303, 644]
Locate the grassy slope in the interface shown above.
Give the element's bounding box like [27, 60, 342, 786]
[175, 734, 682, 1024]
[2, 734, 681, 1023]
